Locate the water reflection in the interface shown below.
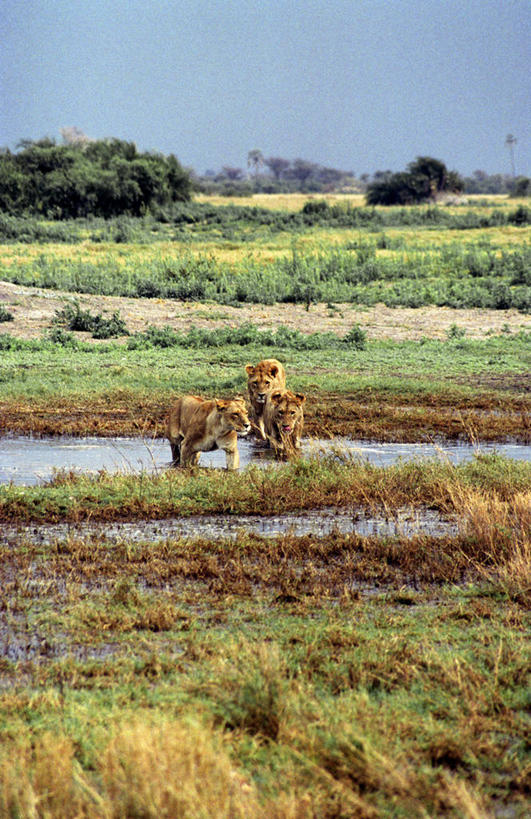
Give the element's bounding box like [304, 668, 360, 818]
[1, 434, 529, 486]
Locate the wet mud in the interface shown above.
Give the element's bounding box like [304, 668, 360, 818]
[1, 388, 530, 442]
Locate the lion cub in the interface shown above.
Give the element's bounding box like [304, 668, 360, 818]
[245, 358, 286, 440]
[167, 395, 251, 470]
[263, 388, 306, 458]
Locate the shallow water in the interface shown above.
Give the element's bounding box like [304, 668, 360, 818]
[1, 434, 530, 486]
[4, 505, 458, 546]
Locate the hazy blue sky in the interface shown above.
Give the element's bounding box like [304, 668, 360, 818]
[1, 0, 529, 177]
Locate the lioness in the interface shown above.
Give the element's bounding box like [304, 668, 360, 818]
[167, 395, 251, 470]
[263, 388, 306, 458]
[245, 359, 286, 440]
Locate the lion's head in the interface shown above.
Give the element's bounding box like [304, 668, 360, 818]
[267, 389, 306, 433]
[215, 398, 251, 435]
[245, 359, 284, 406]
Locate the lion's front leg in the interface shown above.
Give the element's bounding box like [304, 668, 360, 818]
[250, 409, 267, 441]
[224, 444, 240, 470]
[180, 438, 200, 468]
[170, 438, 182, 467]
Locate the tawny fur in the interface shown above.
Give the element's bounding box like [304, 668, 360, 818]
[166, 395, 250, 470]
[263, 388, 306, 458]
[245, 359, 286, 440]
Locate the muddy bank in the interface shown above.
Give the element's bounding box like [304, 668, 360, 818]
[2, 434, 530, 486]
[1, 389, 530, 441]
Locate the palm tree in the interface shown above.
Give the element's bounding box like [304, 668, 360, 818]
[247, 149, 264, 178]
[505, 134, 517, 177]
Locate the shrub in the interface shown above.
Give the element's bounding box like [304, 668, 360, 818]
[508, 205, 531, 225]
[343, 324, 367, 349]
[446, 324, 466, 340]
[53, 301, 129, 337]
[0, 305, 14, 322]
[48, 328, 79, 347]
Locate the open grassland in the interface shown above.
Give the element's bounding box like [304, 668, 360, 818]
[0, 196, 529, 309]
[1, 461, 530, 817]
[1, 194, 530, 816]
[0, 227, 528, 310]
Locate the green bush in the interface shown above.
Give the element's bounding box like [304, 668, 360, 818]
[48, 328, 79, 347]
[343, 324, 367, 349]
[53, 301, 129, 338]
[0, 305, 14, 322]
[126, 322, 366, 352]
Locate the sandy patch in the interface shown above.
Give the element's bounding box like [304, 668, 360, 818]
[1, 279, 530, 342]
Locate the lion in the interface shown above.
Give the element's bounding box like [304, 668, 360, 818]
[263, 388, 306, 458]
[245, 358, 286, 440]
[166, 395, 251, 470]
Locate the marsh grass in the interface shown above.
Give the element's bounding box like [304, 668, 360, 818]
[1, 194, 530, 816]
[0, 559, 528, 816]
[0, 330, 529, 442]
[0, 453, 529, 525]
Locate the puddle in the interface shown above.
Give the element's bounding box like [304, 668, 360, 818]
[5, 506, 457, 545]
[1, 434, 530, 486]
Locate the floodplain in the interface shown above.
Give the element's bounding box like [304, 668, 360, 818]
[0, 194, 530, 817]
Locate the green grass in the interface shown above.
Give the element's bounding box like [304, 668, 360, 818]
[2, 239, 529, 309]
[0, 332, 529, 401]
[1, 453, 529, 522]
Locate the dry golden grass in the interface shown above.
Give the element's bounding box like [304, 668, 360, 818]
[0, 720, 262, 819]
[195, 192, 367, 211]
[451, 487, 531, 604]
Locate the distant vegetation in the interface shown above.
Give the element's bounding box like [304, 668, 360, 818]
[0, 138, 192, 218]
[0, 201, 529, 246]
[195, 150, 360, 196]
[1, 136, 529, 216]
[462, 170, 530, 197]
[366, 157, 464, 205]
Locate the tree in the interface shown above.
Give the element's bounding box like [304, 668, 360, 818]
[247, 149, 264, 177]
[0, 137, 192, 217]
[60, 126, 92, 146]
[264, 156, 290, 180]
[366, 157, 463, 205]
[289, 159, 318, 185]
[505, 134, 517, 177]
[221, 166, 244, 181]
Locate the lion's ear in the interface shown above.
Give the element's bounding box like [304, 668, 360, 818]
[295, 393, 306, 405]
[245, 364, 255, 376]
[269, 365, 278, 377]
[270, 390, 283, 404]
[216, 399, 228, 411]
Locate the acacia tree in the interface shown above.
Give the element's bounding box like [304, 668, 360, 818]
[264, 156, 290, 180]
[366, 156, 463, 205]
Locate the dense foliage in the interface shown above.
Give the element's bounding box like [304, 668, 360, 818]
[366, 157, 464, 205]
[0, 138, 192, 217]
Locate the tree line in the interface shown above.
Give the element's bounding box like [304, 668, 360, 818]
[0, 138, 192, 218]
[195, 152, 359, 196]
[0, 136, 528, 219]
